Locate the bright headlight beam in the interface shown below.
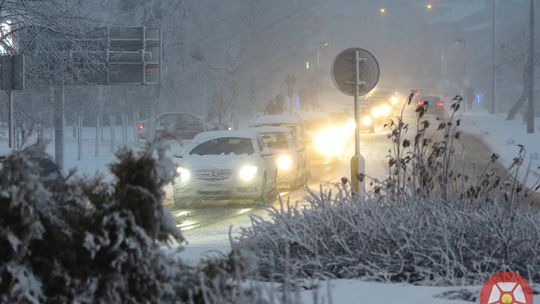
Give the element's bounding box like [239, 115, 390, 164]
[239, 165, 258, 182]
[314, 128, 345, 157]
[380, 103, 392, 117]
[276, 154, 293, 171]
[371, 107, 381, 118]
[176, 167, 191, 183]
[362, 115, 373, 127]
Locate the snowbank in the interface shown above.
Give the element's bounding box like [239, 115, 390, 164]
[460, 113, 540, 183]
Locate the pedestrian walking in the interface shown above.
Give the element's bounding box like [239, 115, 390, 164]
[265, 99, 276, 115]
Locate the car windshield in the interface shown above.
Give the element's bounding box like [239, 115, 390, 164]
[189, 137, 254, 155]
[259, 132, 290, 150]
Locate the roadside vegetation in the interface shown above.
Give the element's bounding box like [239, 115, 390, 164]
[0, 143, 278, 303]
[234, 92, 540, 285]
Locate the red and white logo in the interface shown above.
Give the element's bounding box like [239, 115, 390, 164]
[480, 272, 534, 304]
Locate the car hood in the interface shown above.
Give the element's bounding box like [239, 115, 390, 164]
[178, 154, 259, 170]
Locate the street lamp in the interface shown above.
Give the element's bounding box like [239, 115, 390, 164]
[455, 39, 467, 110]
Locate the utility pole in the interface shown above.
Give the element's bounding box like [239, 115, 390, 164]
[54, 64, 65, 168]
[490, 0, 496, 114]
[527, 0, 535, 133]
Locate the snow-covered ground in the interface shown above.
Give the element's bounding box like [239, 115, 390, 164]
[298, 280, 539, 304]
[459, 111, 540, 184]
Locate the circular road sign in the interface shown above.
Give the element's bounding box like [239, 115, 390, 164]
[331, 48, 379, 96]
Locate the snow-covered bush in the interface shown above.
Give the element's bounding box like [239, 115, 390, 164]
[236, 190, 540, 285]
[234, 93, 540, 285]
[0, 143, 195, 302]
[0, 144, 276, 303]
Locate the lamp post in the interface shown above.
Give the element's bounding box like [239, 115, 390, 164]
[490, 0, 497, 114]
[455, 39, 467, 110]
[526, 0, 535, 133]
[315, 41, 328, 109]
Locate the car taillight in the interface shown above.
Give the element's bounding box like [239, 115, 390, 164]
[417, 101, 424, 106]
[138, 122, 145, 130]
[436, 101, 444, 108]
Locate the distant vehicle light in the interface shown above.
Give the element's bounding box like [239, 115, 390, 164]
[436, 101, 444, 108]
[239, 165, 258, 182]
[371, 107, 382, 118]
[361, 115, 373, 127]
[380, 103, 392, 117]
[390, 96, 399, 106]
[138, 122, 145, 130]
[276, 154, 293, 171]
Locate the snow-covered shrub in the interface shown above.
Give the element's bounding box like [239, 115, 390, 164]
[0, 143, 195, 302]
[371, 93, 538, 205]
[237, 190, 540, 284]
[0, 143, 317, 303]
[234, 93, 540, 285]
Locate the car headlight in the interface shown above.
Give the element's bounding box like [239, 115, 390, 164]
[176, 166, 191, 183]
[239, 165, 258, 182]
[361, 115, 373, 127]
[276, 154, 293, 171]
[371, 106, 381, 118]
[313, 128, 345, 156]
[380, 103, 392, 117]
[390, 96, 399, 105]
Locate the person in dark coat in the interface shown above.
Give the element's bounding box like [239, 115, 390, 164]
[265, 99, 276, 115]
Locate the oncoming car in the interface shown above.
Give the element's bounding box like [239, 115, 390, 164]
[251, 126, 309, 190]
[172, 130, 277, 206]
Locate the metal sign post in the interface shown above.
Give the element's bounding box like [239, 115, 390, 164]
[353, 50, 366, 195]
[7, 90, 13, 148]
[1, 55, 25, 149]
[332, 48, 379, 195]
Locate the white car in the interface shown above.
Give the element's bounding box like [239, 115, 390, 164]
[251, 126, 309, 190]
[172, 130, 277, 206]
